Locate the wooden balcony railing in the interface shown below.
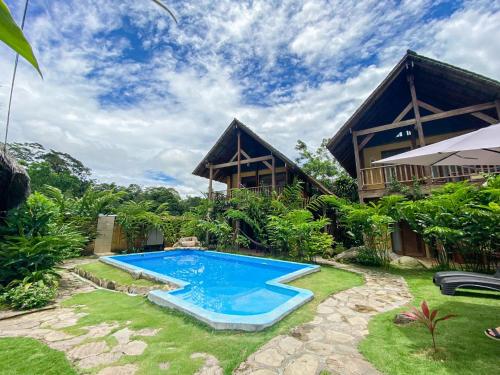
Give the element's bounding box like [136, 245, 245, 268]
[213, 185, 285, 200]
[360, 164, 500, 190]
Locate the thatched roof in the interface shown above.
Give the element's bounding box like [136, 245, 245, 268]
[193, 119, 332, 194]
[326, 50, 500, 177]
[0, 150, 30, 212]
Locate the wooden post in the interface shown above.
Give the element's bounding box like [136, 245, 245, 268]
[352, 132, 364, 203]
[208, 164, 214, 200]
[495, 99, 500, 120]
[237, 130, 241, 188]
[408, 74, 426, 147]
[271, 155, 276, 191]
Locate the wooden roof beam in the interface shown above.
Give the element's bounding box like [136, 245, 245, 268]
[354, 101, 496, 136]
[418, 100, 498, 125]
[241, 149, 272, 169]
[212, 155, 273, 169]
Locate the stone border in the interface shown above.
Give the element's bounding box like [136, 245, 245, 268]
[72, 267, 175, 296]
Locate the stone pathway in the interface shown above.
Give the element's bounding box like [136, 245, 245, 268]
[0, 264, 223, 375]
[234, 261, 412, 375]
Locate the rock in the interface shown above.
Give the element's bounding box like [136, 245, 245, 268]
[333, 247, 363, 263]
[0, 150, 30, 211]
[390, 256, 425, 269]
[394, 313, 414, 325]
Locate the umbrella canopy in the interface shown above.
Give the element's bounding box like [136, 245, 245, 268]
[374, 124, 500, 166]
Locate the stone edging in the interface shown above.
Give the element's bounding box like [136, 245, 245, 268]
[72, 267, 174, 296]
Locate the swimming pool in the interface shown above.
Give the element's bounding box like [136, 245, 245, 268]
[101, 249, 319, 331]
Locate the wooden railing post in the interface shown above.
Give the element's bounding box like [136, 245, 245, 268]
[208, 164, 214, 200]
[237, 130, 241, 188]
[352, 131, 364, 203]
[271, 155, 276, 191]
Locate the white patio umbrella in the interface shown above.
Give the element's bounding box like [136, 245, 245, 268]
[373, 124, 500, 166]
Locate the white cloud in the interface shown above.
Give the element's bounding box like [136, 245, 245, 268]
[0, 0, 499, 197]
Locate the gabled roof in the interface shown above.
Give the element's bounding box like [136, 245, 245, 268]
[193, 119, 332, 194]
[326, 50, 500, 176]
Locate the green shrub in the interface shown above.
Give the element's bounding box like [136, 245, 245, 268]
[355, 247, 385, 267]
[1, 280, 58, 310]
[0, 193, 86, 286]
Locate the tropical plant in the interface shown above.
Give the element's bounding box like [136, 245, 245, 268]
[0, 192, 85, 286]
[0, 0, 40, 74]
[1, 277, 58, 310]
[267, 209, 332, 260]
[115, 200, 165, 252]
[402, 300, 456, 352]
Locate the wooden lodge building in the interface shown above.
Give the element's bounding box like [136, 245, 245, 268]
[327, 50, 500, 204]
[193, 51, 500, 257]
[193, 119, 332, 199]
[327, 50, 500, 257]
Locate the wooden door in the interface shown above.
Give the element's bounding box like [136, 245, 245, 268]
[400, 221, 425, 257]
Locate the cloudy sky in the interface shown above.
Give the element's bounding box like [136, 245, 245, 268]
[1, 0, 499, 196]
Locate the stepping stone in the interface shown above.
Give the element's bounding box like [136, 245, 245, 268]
[317, 305, 335, 314]
[85, 322, 120, 338]
[113, 328, 134, 345]
[113, 340, 147, 356]
[97, 364, 138, 375]
[278, 336, 302, 355]
[254, 348, 284, 367]
[249, 370, 277, 375]
[44, 330, 73, 342]
[325, 330, 355, 344]
[69, 341, 109, 360]
[136, 328, 161, 336]
[77, 352, 123, 369]
[284, 354, 319, 375]
[305, 341, 334, 356]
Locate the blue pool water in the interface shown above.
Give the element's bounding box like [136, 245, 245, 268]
[102, 250, 319, 330]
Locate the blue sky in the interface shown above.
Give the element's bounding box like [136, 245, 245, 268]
[1, 0, 499, 195]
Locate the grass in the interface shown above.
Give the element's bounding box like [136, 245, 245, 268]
[359, 269, 500, 375]
[55, 265, 362, 374]
[77, 261, 157, 287]
[0, 337, 76, 375]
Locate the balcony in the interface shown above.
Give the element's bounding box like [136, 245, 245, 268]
[212, 185, 285, 200]
[360, 164, 500, 196]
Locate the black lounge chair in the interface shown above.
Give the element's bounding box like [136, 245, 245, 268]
[440, 276, 500, 296]
[433, 268, 500, 285]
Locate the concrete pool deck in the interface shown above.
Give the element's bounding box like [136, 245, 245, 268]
[100, 249, 320, 331]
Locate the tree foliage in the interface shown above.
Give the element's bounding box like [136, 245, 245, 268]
[295, 139, 358, 201]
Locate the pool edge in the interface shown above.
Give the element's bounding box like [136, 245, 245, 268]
[100, 249, 320, 331]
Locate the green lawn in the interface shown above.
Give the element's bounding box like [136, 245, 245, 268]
[77, 261, 157, 287]
[360, 269, 500, 375]
[3, 265, 360, 375]
[0, 337, 76, 375]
